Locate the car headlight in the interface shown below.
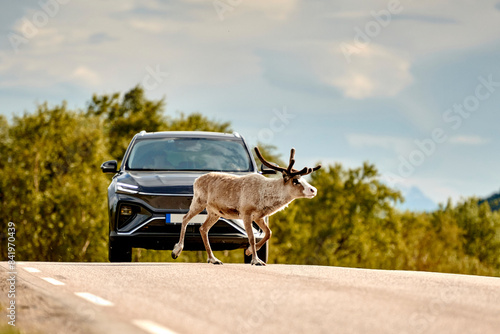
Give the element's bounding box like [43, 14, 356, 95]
[116, 182, 139, 194]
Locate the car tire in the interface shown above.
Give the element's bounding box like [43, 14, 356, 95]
[109, 238, 132, 262]
[244, 241, 268, 264]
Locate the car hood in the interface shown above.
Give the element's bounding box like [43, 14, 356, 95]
[117, 171, 204, 195]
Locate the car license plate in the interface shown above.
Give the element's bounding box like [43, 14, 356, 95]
[165, 213, 206, 224]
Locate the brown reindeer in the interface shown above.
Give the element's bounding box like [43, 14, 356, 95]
[171, 147, 321, 265]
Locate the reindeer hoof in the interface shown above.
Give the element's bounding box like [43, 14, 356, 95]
[172, 243, 182, 259]
[251, 258, 266, 266]
[208, 258, 223, 265]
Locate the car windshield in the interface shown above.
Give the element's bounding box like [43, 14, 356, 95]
[126, 137, 253, 172]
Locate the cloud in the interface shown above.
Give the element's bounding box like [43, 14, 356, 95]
[215, 0, 298, 21]
[260, 39, 413, 100]
[329, 44, 413, 99]
[88, 33, 116, 44]
[393, 14, 458, 25]
[449, 135, 489, 145]
[325, 11, 369, 19]
[3, 0, 498, 104]
[129, 18, 166, 33]
[257, 47, 342, 97]
[72, 66, 101, 86]
[346, 133, 412, 155]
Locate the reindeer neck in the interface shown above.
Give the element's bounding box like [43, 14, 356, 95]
[259, 177, 294, 211]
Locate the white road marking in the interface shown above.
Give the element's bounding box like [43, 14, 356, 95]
[41, 277, 65, 286]
[23, 267, 41, 273]
[133, 319, 178, 334]
[75, 292, 114, 307]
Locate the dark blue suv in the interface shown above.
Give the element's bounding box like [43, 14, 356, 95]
[101, 131, 269, 262]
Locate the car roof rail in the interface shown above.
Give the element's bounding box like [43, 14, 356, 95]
[232, 131, 241, 138]
[139, 130, 147, 136]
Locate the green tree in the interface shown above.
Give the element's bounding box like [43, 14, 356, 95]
[270, 162, 403, 268]
[167, 112, 231, 133]
[396, 207, 464, 273]
[0, 115, 8, 209]
[0, 104, 109, 261]
[87, 86, 234, 163]
[454, 199, 500, 269]
[87, 85, 167, 161]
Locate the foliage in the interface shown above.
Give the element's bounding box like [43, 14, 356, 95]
[166, 111, 231, 133]
[1, 86, 499, 277]
[269, 164, 500, 276]
[479, 191, 500, 211]
[87, 85, 167, 162]
[270, 162, 403, 269]
[1, 104, 109, 261]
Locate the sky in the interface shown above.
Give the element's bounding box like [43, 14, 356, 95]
[1, 0, 500, 210]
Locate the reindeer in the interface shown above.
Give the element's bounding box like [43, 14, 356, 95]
[171, 147, 321, 266]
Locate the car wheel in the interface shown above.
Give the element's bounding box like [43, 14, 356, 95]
[244, 242, 268, 264]
[109, 238, 132, 262]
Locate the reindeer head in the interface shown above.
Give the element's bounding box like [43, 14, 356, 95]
[255, 147, 321, 199]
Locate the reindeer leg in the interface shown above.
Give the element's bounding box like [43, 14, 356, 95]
[199, 212, 222, 265]
[243, 214, 265, 266]
[246, 218, 271, 255]
[172, 200, 204, 259]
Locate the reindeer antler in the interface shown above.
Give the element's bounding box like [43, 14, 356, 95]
[254, 147, 321, 178]
[254, 147, 288, 174]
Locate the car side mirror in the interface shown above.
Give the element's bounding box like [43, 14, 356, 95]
[260, 163, 277, 175]
[101, 160, 118, 174]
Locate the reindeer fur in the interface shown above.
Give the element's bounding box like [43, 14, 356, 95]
[171, 147, 321, 266]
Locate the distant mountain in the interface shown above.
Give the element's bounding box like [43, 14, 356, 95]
[479, 191, 500, 211]
[397, 186, 437, 212]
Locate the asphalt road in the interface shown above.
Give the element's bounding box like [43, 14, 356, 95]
[1, 262, 499, 334]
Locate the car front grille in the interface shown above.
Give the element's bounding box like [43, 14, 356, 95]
[137, 219, 245, 235]
[139, 194, 192, 210]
